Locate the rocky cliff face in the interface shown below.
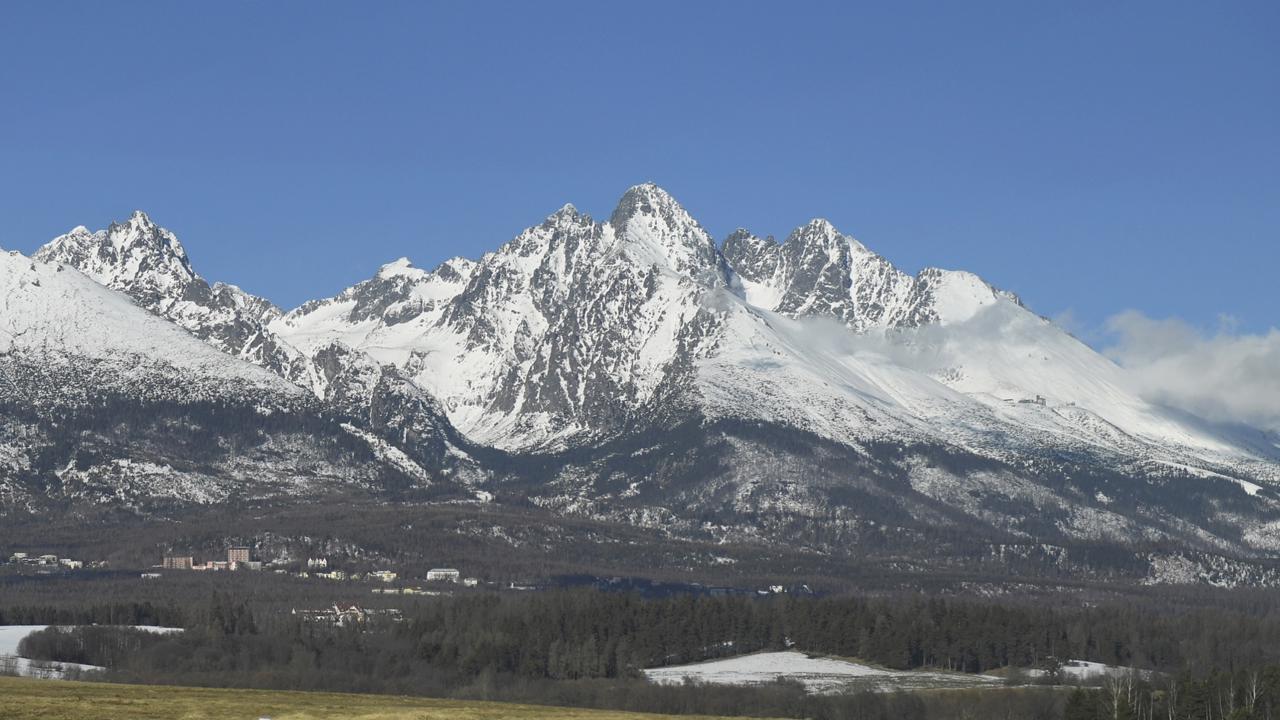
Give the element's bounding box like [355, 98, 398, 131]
[35, 212, 312, 384]
[0, 250, 465, 515]
[272, 185, 726, 450]
[26, 212, 481, 503]
[721, 219, 1017, 330]
[14, 185, 1280, 567]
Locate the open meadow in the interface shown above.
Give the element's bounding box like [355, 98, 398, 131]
[0, 676, 737, 720]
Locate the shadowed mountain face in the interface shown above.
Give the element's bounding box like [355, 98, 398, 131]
[10, 184, 1280, 584]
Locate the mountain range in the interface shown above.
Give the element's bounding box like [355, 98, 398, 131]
[5, 184, 1279, 584]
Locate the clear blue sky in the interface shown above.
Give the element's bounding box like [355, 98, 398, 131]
[2, 1, 1276, 332]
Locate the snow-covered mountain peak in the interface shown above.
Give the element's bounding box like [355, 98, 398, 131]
[611, 181, 678, 213]
[550, 202, 581, 219]
[724, 217, 916, 329]
[0, 250, 297, 396]
[0, 248, 483, 511]
[104, 210, 183, 258]
[118, 208, 157, 227]
[34, 214, 316, 382]
[376, 257, 426, 280]
[720, 215, 1026, 335]
[792, 217, 838, 238]
[432, 256, 476, 281]
[533, 201, 593, 237]
[722, 229, 778, 275]
[912, 267, 1021, 325]
[608, 183, 719, 275]
[14, 192, 1280, 562]
[784, 218, 875, 259]
[209, 281, 283, 323]
[35, 211, 198, 308]
[723, 227, 763, 244]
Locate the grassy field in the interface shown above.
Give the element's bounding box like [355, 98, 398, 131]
[0, 676, 735, 720]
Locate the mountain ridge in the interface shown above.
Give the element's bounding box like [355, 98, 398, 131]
[0, 249, 479, 514]
[9, 184, 1280, 580]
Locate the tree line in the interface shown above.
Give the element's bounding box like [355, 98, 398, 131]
[12, 589, 1280, 718]
[1062, 668, 1280, 720]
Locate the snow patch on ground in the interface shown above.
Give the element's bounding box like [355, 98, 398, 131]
[643, 651, 1001, 694]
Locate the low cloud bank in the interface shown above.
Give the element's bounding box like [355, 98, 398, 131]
[1103, 311, 1280, 433]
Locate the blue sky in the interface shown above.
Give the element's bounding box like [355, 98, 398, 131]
[1, 1, 1276, 334]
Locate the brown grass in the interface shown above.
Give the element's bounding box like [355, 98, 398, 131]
[0, 676, 735, 720]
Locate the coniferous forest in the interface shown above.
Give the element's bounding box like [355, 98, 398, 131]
[7, 586, 1280, 720]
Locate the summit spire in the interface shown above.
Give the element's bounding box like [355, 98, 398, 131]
[608, 183, 719, 275]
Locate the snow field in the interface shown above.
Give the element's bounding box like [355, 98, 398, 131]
[643, 650, 1003, 694]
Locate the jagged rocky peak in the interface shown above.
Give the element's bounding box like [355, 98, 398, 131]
[432, 256, 475, 283]
[547, 202, 584, 223]
[36, 209, 199, 305]
[284, 252, 476, 328]
[725, 216, 916, 329]
[500, 201, 595, 260]
[34, 211, 312, 380]
[112, 208, 159, 231]
[210, 281, 282, 324]
[608, 183, 720, 275]
[718, 215, 1023, 331]
[778, 218, 881, 269]
[15, 186, 1280, 557]
[0, 248, 299, 397]
[786, 217, 845, 244]
[722, 229, 780, 284]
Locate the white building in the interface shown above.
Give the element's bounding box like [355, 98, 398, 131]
[426, 568, 460, 583]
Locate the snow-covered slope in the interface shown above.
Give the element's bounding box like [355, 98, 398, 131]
[270, 186, 722, 449]
[722, 221, 1016, 330]
[262, 184, 1280, 555]
[264, 185, 1274, 470]
[0, 250, 473, 513]
[644, 651, 1001, 693]
[18, 187, 1280, 564]
[32, 216, 475, 487]
[0, 249, 298, 402]
[34, 212, 313, 384]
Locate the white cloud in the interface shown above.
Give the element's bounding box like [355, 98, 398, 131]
[1103, 311, 1280, 432]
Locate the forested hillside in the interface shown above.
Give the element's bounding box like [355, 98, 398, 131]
[9, 589, 1280, 719]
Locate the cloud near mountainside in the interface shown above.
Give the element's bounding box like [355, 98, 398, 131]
[1103, 311, 1280, 433]
[764, 291, 1280, 434]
